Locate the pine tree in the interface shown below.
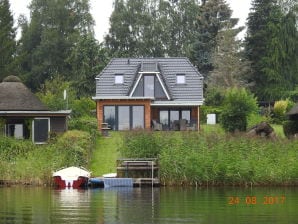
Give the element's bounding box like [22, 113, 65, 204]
[190, 0, 237, 77]
[0, 0, 16, 81]
[245, 0, 298, 101]
[208, 25, 249, 90]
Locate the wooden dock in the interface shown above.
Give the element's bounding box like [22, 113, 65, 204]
[117, 158, 160, 187]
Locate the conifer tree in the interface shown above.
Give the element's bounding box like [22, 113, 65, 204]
[245, 0, 298, 101]
[190, 0, 237, 77]
[0, 0, 16, 81]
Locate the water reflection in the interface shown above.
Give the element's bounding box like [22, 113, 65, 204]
[100, 187, 160, 223]
[51, 188, 93, 223]
[0, 186, 297, 224]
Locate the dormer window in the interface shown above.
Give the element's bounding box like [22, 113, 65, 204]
[176, 74, 185, 84]
[115, 74, 124, 84]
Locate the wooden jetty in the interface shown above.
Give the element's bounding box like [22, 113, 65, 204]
[117, 158, 160, 187]
[89, 158, 160, 188]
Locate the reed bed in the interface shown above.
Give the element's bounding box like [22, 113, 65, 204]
[120, 131, 298, 186]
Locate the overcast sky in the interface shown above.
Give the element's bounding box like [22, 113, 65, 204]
[9, 0, 252, 41]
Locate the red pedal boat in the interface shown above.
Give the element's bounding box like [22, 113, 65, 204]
[53, 166, 91, 188]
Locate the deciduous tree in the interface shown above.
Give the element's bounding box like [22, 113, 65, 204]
[17, 0, 95, 91]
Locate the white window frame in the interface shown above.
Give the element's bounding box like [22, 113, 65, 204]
[176, 74, 185, 84]
[115, 74, 124, 84]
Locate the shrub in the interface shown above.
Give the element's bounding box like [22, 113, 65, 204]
[71, 97, 96, 118]
[220, 88, 258, 132]
[247, 113, 271, 129]
[68, 116, 97, 134]
[200, 105, 222, 124]
[273, 100, 290, 124]
[204, 87, 224, 106]
[56, 130, 93, 166]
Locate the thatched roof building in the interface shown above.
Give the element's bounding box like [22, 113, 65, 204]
[0, 76, 70, 143]
[0, 76, 48, 111]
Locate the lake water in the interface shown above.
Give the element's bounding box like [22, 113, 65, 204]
[0, 186, 297, 223]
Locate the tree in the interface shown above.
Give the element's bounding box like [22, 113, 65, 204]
[36, 76, 76, 111]
[208, 25, 250, 90]
[0, 0, 16, 81]
[190, 0, 238, 77]
[220, 88, 258, 133]
[245, 0, 298, 101]
[67, 34, 109, 97]
[105, 0, 200, 58]
[17, 0, 95, 91]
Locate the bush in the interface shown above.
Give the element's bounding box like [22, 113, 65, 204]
[283, 120, 298, 138]
[68, 116, 97, 133]
[247, 113, 271, 129]
[200, 105, 222, 124]
[204, 87, 224, 106]
[272, 100, 290, 124]
[220, 88, 258, 132]
[71, 97, 96, 118]
[56, 130, 94, 166]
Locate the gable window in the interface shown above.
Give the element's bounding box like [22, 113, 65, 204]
[115, 74, 124, 84]
[132, 74, 167, 99]
[144, 75, 154, 97]
[176, 74, 185, 84]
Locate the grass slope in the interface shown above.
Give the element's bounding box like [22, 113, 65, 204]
[90, 132, 122, 177]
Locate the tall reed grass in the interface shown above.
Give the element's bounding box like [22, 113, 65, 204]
[0, 130, 94, 185]
[120, 131, 298, 186]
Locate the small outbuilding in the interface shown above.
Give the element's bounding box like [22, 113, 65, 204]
[287, 103, 298, 120]
[0, 76, 71, 143]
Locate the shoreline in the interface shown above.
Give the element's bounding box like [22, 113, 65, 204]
[1, 179, 298, 188]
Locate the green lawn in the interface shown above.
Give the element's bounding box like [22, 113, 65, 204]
[89, 132, 122, 177]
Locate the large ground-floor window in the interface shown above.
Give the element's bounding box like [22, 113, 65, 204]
[159, 109, 191, 130]
[103, 105, 144, 130]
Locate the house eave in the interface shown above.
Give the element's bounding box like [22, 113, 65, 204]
[0, 110, 71, 116]
[92, 96, 154, 100]
[151, 101, 204, 106]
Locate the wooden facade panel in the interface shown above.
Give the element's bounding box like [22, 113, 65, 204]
[50, 117, 67, 133]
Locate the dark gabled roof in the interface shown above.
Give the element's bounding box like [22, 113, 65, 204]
[287, 104, 298, 116]
[94, 58, 204, 103]
[0, 77, 49, 111]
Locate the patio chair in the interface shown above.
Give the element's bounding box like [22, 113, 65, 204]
[179, 119, 187, 131]
[152, 120, 162, 131]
